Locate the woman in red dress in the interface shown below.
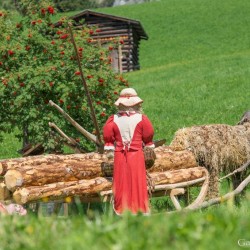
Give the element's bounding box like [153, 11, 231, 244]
[103, 88, 155, 215]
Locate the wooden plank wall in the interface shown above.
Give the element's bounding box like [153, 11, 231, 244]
[76, 16, 140, 73]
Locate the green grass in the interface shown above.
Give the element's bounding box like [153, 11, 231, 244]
[97, 0, 250, 143]
[0, 132, 21, 159]
[2, 0, 250, 157]
[0, 200, 250, 250]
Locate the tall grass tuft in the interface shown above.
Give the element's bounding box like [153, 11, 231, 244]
[0, 200, 250, 250]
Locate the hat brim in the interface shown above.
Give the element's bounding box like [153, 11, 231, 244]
[114, 96, 143, 107]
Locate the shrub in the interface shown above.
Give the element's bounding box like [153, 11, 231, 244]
[0, 0, 128, 152]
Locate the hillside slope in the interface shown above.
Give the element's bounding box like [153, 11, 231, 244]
[1, 0, 250, 159]
[97, 0, 250, 142]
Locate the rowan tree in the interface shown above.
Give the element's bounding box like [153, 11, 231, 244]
[0, 0, 128, 152]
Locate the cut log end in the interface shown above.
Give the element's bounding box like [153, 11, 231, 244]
[0, 182, 11, 201]
[13, 188, 29, 204]
[4, 170, 23, 192]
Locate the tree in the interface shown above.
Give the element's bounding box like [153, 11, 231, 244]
[0, 0, 116, 12]
[0, 0, 128, 152]
[0, 0, 17, 11]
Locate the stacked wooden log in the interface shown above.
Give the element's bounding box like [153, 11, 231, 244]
[0, 146, 208, 205]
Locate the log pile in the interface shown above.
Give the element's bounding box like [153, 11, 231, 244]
[13, 167, 206, 204]
[0, 146, 208, 205]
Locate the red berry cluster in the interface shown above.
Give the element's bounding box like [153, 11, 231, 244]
[47, 6, 55, 15]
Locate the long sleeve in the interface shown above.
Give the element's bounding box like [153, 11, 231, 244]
[142, 115, 155, 148]
[103, 115, 115, 150]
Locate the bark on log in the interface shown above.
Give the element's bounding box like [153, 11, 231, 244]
[13, 177, 112, 204]
[13, 167, 206, 204]
[149, 167, 205, 185]
[150, 146, 197, 172]
[1, 146, 197, 176]
[0, 153, 108, 176]
[3, 147, 198, 191]
[4, 159, 105, 191]
[4, 147, 198, 191]
[0, 182, 11, 201]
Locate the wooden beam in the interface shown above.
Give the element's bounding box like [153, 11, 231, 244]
[118, 45, 123, 73]
[49, 100, 98, 146]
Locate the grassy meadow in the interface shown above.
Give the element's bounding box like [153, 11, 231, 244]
[1, 0, 250, 249]
[100, 0, 250, 142]
[2, 0, 250, 157]
[0, 202, 250, 250]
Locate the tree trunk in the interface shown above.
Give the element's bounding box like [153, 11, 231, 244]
[13, 167, 206, 204]
[3, 146, 198, 191]
[0, 146, 197, 175]
[149, 166, 205, 185]
[150, 146, 197, 172]
[13, 177, 112, 204]
[22, 123, 29, 149]
[3, 147, 198, 191]
[4, 159, 105, 191]
[0, 153, 108, 176]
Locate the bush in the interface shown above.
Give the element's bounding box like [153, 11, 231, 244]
[0, 0, 17, 11]
[1, 0, 115, 12]
[0, 0, 128, 152]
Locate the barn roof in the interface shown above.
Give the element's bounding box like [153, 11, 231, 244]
[68, 9, 148, 40]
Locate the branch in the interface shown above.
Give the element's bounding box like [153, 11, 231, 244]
[153, 177, 206, 191]
[49, 122, 75, 145]
[49, 122, 86, 153]
[185, 169, 210, 210]
[219, 160, 250, 181]
[49, 100, 99, 146]
[68, 23, 103, 147]
[185, 174, 250, 210]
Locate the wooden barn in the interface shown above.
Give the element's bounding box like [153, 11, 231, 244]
[68, 10, 148, 73]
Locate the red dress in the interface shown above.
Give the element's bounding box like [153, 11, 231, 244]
[103, 112, 154, 215]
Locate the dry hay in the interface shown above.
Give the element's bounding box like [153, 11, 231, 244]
[170, 122, 250, 198]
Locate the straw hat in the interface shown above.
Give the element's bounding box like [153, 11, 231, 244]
[114, 88, 143, 107]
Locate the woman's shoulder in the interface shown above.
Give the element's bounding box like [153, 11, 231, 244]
[142, 114, 150, 120]
[104, 114, 115, 124]
[141, 114, 154, 124]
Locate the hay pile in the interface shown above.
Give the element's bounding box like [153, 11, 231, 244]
[170, 122, 250, 198]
